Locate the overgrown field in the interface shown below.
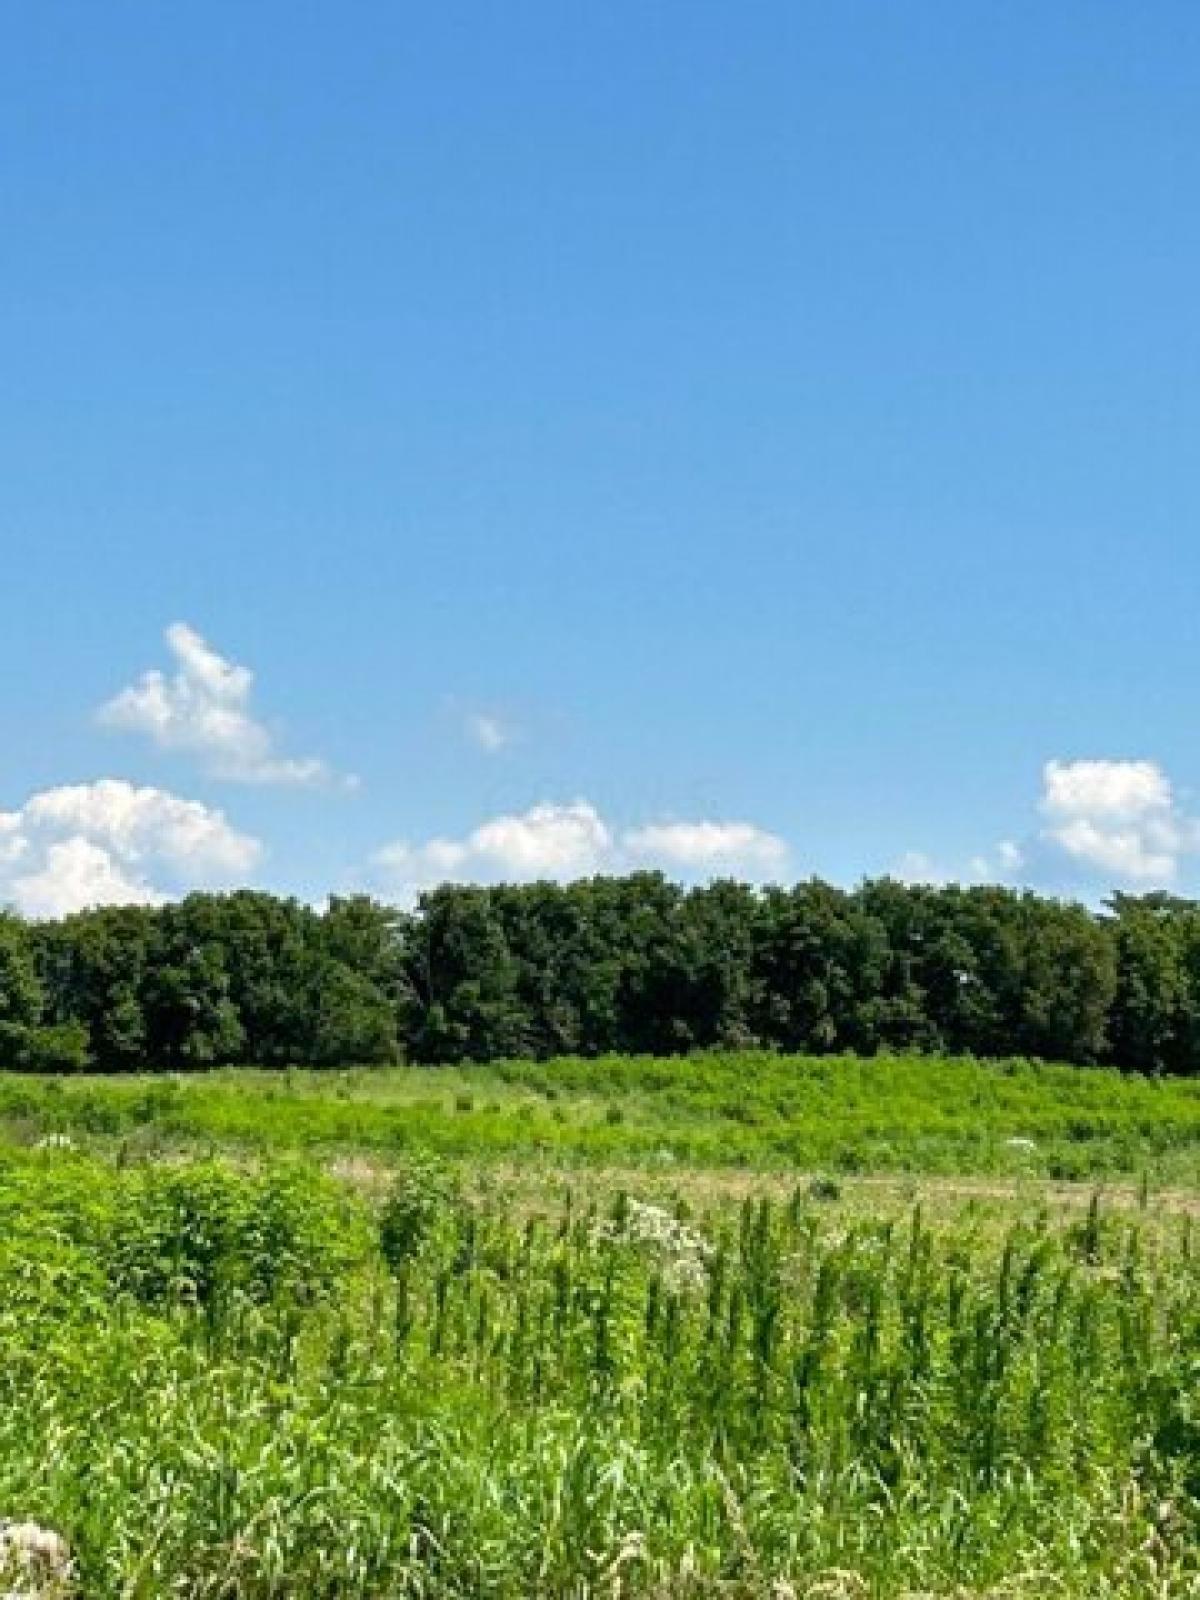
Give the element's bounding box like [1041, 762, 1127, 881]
[6, 1051, 1200, 1182]
[2, 1139, 1200, 1597]
[5, 1058, 1200, 1596]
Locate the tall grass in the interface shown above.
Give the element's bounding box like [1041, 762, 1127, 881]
[2, 1144, 1200, 1595]
[5, 1051, 1200, 1181]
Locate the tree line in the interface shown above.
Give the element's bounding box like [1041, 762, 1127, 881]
[1, 876, 1199, 1073]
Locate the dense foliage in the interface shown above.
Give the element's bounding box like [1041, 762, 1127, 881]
[5, 1145, 1200, 1595]
[3, 878, 1200, 1072]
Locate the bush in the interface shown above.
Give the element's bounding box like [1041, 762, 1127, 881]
[112, 1160, 364, 1308]
[0, 1022, 90, 1073]
[23, 1022, 91, 1073]
[379, 1153, 458, 1272]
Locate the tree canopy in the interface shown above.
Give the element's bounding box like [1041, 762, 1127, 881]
[0, 876, 1196, 1072]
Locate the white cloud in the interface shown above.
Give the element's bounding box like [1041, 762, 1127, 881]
[376, 801, 613, 892]
[12, 839, 164, 919]
[0, 779, 262, 917]
[963, 840, 1025, 882]
[20, 780, 260, 875]
[901, 760, 1200, 893]
[374, 800, 790, 899]
[99, 622, 341, 786]
[1038, 759, 1200, 885]
[893, 841, 1025, 887]
[1041, 758, 1172, 823]
[996, 839, 1025, 873]
[892, 850, 949, 886]
[624, 820, 788, 873]
[1046, 817, 1180, 884]
[469, 801, 613, 875]
[466, 712, 514, 754]
[0, 812, 27, 868]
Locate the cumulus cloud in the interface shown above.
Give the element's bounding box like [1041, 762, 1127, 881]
[374, 800, 789, 899]
[1046, 818, 1181, 883]
[1038, 758, 1200, 884]
[0, 779, 262, 917]
[12, 839, 162, 919]
[1041, 759, 1172, 824]
[376, 801, 613, 891]
[19, 780, 260, 875]
[898, 760, 1199, 893]
[623, 820, 788, 872]
[99, 622, 342, 786]
[0, 812, 26, 869]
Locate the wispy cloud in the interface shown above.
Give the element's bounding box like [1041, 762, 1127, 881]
[465, 711, 515, 754]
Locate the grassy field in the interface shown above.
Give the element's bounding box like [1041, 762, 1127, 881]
[5, 1050, 1200, 1181]
[3, 1054, 1200, 1596]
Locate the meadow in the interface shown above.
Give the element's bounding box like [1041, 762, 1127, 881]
[6, 1051, 1200, 1183]
[3, 1054, 1200, 1596]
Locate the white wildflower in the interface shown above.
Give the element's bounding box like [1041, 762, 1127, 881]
[594, 1200, 713, 1293]
[0, 1520, 72, 1596]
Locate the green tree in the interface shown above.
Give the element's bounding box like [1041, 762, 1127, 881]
[0, 912, 42, 1028]
[405, 886, 529, 1062]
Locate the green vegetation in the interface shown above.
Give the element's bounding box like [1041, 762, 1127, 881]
[6, 1037, 1200, 1594]
[1, 1136, 1199, 1596]
[6, 1051, 1200, 1183]
[7, 877, 1200, 1074]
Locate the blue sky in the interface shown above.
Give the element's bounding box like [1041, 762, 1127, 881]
[2, 3, 1198, 914]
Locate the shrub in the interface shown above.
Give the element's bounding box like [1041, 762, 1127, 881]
[111, 1160, 363, 1308]
[379, 1152, 459, 1272]
[0, 1022, 90, 1073]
